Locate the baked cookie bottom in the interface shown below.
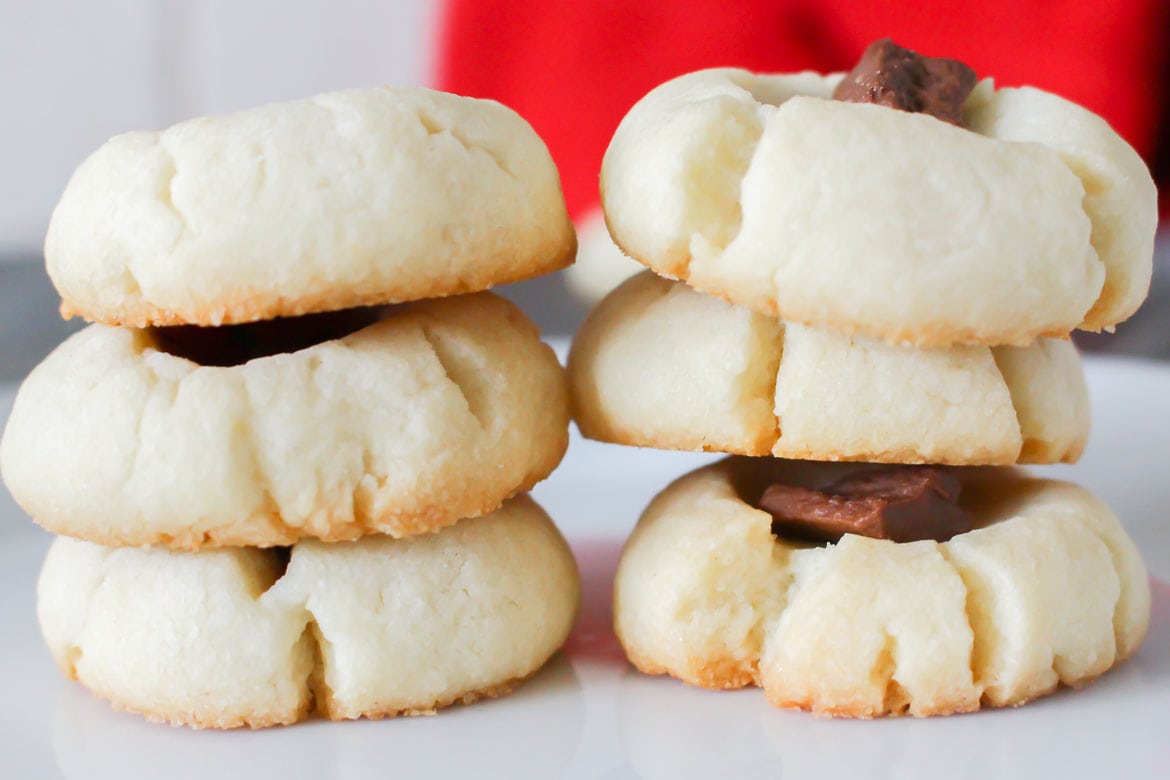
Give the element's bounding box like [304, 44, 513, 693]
[570, 272, 1089, 466]
[613, 458, 1150, 717]
[37, 495, 580, 729]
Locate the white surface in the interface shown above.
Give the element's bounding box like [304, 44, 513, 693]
[1, 354, 1169, 779]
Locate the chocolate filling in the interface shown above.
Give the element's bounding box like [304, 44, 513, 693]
[270, 545, 292, 574]
[755, 465, 973, 544]
[832, 38, 977, 126]
[150, 306, 388, 367]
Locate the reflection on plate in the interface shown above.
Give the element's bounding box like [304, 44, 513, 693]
[616, 580, 1170, 780]
[3, 535, 1166, 780]
[51, 654, 585, 780]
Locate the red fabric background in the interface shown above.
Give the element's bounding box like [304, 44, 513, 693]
[436, 0, 1169, 219]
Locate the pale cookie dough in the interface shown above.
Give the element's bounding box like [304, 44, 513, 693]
[601, 70, 1156, 346]
[46, 86, 575, 327]
[38, 495, 580, 729]
[1, 293, 569, 548]
[614, 458, 1150, 717]
[570, 273, 1088, 465]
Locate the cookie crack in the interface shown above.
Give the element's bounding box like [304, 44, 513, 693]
[1071, 517, 1133, 662]
[61, 645, 83, 679]
[449, 124, 518, 183]
[123, 358, 173, 506]
[413, 105, 518, 182]
[416, 109, 444, 136]
[303, 615, 334, 718]
[119, 264, 143, 299]
[253, 142, 268, 201]
[421, 324, 486, 429]
[937, 545, 987, 703]
[681, 109, 763, 274]
[764, 322, 785, 450]
[156, 137, 190, 255]
[238, 379, 291, 538]
[989, 347, 1043, 463]
[1053, 156, 1109, 317]
[875, 633, 910, 715]
[63, 559, 114, 680]
[750, 544, 798, 685]
[309, 95, 346, 136]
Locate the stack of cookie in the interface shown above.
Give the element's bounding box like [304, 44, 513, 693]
[1, 87, 581, 728]
[569, 40, 1156, 717]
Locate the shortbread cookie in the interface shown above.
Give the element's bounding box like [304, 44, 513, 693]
[38, 495, 580, 729]
[614, 458, 1150, 717]
[601, 63, 1155, 345]
[570, 273, 1088, 465]
[1, 293, 568, 548]
[46, 86, 575, 327]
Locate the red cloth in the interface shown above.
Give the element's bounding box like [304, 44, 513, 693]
[436, 0, 1168, 218]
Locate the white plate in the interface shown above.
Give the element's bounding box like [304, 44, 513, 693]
[1, 354, 1168, 780]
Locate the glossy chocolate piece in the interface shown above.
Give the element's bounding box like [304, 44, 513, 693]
[832, 38, 978, 126]
[757, 466, 974, 544]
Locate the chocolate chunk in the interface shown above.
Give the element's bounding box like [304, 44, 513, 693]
[832, 38, 978, 126]
[150, 306, 388, 367]
[757, 466, 973, 544]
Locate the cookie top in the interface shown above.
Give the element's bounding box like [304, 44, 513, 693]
[614, 458, 1149, 717]
[601, 68, 1155, 346]
[1, 292, 569, 548]
[46, 86, 575, 327]
[38, 495, 580, 728]
[569, 273, 1089, 465]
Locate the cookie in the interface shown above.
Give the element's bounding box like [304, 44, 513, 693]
[570, 273, 1088, 465]
[613, 458, 1150, 717]
[45, 86, 575, 327]
[38, 495, 580, 729]
[601, 68, 1155, 346]
[1, 293, 568, 548]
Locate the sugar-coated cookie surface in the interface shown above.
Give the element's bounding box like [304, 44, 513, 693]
[601, 70, 1156, 346]
[570, 273, 1088, 465]
[46, 86, 575, 326]
[614, 459, 1149, 717]
[38, 496, 580, 729]
[1, 293, 568, 548]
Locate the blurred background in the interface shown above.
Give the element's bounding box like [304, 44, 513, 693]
[1, 0, 1168, 383]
